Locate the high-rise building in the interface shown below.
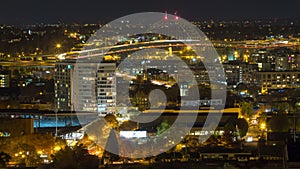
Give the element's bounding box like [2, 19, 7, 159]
[55, 59, 117, 116]
[72, 61, 97, 112]
[96, 63, 116, 116]
[54, 59, 75, 111]
[73, 61, 116, 115]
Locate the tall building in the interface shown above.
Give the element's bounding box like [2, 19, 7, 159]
[96, 63, 116, 116]
[55, 59, 117, 116]
[73, 61, 117, 115]
[72, 61, 97, 112]
[54, 59, 75, 111]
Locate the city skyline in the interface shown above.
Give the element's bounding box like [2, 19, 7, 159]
[0, 3, 300, 168]
[0, 0, 300, 24]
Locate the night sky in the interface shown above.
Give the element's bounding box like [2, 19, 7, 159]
[0, 0, 299, 24]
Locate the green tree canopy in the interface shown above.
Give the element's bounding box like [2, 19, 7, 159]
[104, 114, 119, 130]
[272, 102, 293, 114]
[156, 121, 170, 135]
[240, 101, 254, 118]
[52, 145, 98, 169]
[119, 121, 138, 131]
[237, 118, 249, 138]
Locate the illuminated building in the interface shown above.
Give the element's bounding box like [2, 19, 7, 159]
[191, 61, 257, 87]
[96, 63, 116, 116]
[72, 61, 98, 112]
[139, 108, 239, 136]
[223, 61, 258, 86]
[180, 82, 188, 96]
[251, 47, 300, 72]
[54, 59, 75, 111]
[72, 62, 116, 115]
[0, 70, 10, 88]
[253, 71, 300, 93]
[55, 59, 116, 115]
[181, 99, 223, 107]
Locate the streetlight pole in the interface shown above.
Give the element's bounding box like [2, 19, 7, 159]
[55, 109, 58, 137]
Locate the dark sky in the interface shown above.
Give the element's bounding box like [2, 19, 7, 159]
[0, 0, 299, 24]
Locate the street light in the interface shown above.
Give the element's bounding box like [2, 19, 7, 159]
[54, 146, 61, 152]
[54, 109, 58, 137]
[55, 44, 62, 54]
[56, 44, 62, 49]
[260, 123, 266, 130]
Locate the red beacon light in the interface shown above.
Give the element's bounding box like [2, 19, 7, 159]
[174, 11, 179, 20]
[164, 11, 168, 20]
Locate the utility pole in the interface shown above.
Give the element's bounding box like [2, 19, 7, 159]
[55, 109, 58, 137]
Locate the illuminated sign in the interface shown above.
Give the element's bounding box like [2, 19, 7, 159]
[120, 131, 147, 138]
[62, 132, 84, 140]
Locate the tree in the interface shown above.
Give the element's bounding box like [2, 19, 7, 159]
[104, 114, 119, 130]
[156, 121, 170, 135]
[0, 133, 66, 166]
[186, 137, 200, 152]
[240, 101, 254, 118]
[205, 135, 218, 146]
[222, 117, 237, 145]
[15, 143, 41, 166]
[259, 111, 268, 127]
[237, 118, 249, 138]
[52, 145, 98, 169]
[272, 102, 293, 114]
[119, 121, 138, 131]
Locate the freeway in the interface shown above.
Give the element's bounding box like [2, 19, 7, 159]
[0, 60, 55, 68]
[1, 39, 299, 65]
[69, 39, 300, 59]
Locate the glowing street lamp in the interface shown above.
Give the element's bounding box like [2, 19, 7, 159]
[260, 123, 266, 130]
[54, 146, 61, 152]
[186, 46, 192, 50]
[56, 43, 62, 49]
[55, 44, 62, 54]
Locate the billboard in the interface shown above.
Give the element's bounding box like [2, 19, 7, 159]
[120, 131, 147, 138]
